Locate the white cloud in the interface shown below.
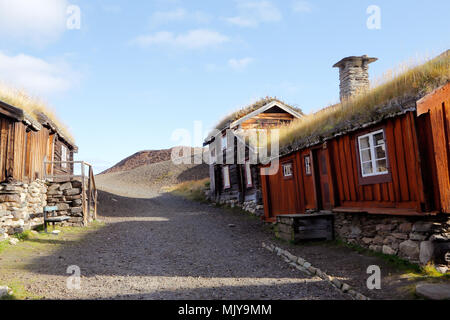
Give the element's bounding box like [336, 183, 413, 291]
[0, 52, 80, 96]
[226, 1, 282, 27]
[149, 8, 213, 27]
[228, 57, 254, 70]
[130, 29, 229, 49]
[151, 8, 187, 25]
[292, 1, 312, 13]
[0, 0, 68, 45]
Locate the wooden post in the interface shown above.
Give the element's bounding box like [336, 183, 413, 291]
[94, 190, 98, 220]
[81, 162, 86, 226]
[87, 166, 92, 222]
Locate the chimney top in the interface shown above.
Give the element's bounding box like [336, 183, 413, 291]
[333, 55, 378, 101]
[333, 55, 378, 68]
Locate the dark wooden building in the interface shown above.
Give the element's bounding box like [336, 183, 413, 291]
[204, 98, 303, 211]
[0, 101, 77, 183]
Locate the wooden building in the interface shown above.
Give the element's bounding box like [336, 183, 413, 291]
[204, 98, 303, 211]
[259, 52, 450, 264]
[0, 100, 77, 183]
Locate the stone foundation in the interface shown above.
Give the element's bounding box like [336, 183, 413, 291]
[1, 179, 90, 240]
[335, 212, 450, 267]
[0, 180, 47, 238]
[216, 198, 264, 217]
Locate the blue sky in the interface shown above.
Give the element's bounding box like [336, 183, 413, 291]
[0, 0, 448, 173]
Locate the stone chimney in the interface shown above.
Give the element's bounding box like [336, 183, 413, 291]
[333, 55, 378, 101]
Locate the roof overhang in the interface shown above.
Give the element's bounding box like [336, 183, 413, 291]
[35, 112, 78, 152]
[0, 100, 42, 131]
[230, 101, 303, 129]
[203, 101, 303, 146]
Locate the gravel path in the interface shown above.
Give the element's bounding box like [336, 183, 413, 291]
[1, 189, 347, 300]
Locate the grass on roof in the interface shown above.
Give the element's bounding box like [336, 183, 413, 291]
[0, 83, 74, 142]
[272, 51, 450, 150]
[209, 97, 303, 138]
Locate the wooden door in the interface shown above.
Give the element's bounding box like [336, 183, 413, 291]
[315, 148, 331, 210]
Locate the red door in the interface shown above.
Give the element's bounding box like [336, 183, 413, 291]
[316, 149, 331, 210]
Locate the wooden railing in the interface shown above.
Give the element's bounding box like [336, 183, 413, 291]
[43, 161, 98, 224]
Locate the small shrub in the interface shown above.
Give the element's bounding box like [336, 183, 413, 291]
[14, 230, 35, 241]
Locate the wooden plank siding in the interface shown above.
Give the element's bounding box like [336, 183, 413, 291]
[52, 138, 75, 176]
[417, 82, 450, 213]
[329, 114, 424, 211]
[260, 109, 444, 220]
[0, 113, 75, 183]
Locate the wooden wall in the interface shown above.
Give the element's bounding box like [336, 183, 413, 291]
[417, 82, 450, 213]
[0, 114, 74, 182]
[52, 137, 74, 176]
[261, 111, 442, 219]
[213, 136, 262, 204]
[329, 113, 424, 211]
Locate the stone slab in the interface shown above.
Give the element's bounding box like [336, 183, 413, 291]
[416, 283, 450, 300]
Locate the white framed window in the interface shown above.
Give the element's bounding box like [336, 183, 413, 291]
[358, 129, 388, 177]
[304, 155, 312, 175]
[282, 162, 293, 178]
[61, 145, 68, 169]
[223, 166, 231, 189]
[221, 134, 227, 151]
[245, 162, 252, 187]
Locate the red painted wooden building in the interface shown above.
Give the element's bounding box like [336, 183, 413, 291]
[261, 54, 450, 220]
[259, 52, 450, 264]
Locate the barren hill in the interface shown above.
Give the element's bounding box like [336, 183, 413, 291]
[96, 147, 210, 197]
[96, 160, 209, 197]
[101, 149, 174, 174]
[101, 147, 206, 174]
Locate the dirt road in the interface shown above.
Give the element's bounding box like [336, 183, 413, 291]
[0, 189, 348, 300]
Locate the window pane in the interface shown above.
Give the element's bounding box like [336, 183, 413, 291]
[361, 149, 372, 162]
[374, 132, 385, 145]
[375, 145, 386, 159]
[304, 156, 311, 175]
[376, 159, 388, 173]
[363, 162, 373, 175]
[283, 163, 293, 177]
[359, 136, 370, 149]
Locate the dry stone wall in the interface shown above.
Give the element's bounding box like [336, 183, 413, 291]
[46, 180, 85, 226]
[335, 212, 450, 268]
[0, 180, 47, 238]
[1, 179, 87, 240]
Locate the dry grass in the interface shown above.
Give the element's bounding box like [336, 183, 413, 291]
[273, 51, 450, 150]
[208, 97, 303, 139]
[169, 178, 210, 202]
[0, 83, 73, 142]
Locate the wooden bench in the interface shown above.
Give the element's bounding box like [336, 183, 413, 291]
[275, 213, 334, 243]
[43, 206, 70, 233]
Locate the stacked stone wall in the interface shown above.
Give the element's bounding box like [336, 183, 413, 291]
[335, 212, 450, 268]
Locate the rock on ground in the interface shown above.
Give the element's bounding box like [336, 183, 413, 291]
[416, 283, 450, 300]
